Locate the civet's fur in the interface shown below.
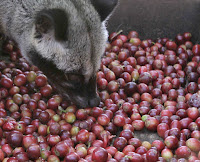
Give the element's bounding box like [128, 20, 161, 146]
[0, 0, 118, 107]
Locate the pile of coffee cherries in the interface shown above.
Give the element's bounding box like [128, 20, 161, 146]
[0, 31, 199, 162]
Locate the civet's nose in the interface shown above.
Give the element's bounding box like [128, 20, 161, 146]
[88, 96, 101, 108]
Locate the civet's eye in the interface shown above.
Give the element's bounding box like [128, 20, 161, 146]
[64, 74, 84, 83]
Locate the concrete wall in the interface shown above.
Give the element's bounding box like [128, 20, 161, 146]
[107, 0, 200, 42]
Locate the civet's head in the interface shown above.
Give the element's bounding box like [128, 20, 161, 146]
[22, 0, 118, 107]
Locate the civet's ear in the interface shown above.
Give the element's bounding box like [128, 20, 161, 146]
[91, 0, 118, 21]
[35, 9, 68, 40]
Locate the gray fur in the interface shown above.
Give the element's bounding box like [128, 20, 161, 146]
[0, 0, 118, 107]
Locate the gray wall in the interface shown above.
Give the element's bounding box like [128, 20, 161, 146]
[107, 0, 200, 42]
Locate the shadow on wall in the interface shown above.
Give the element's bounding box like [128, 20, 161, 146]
[107, 0, 200, 42]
